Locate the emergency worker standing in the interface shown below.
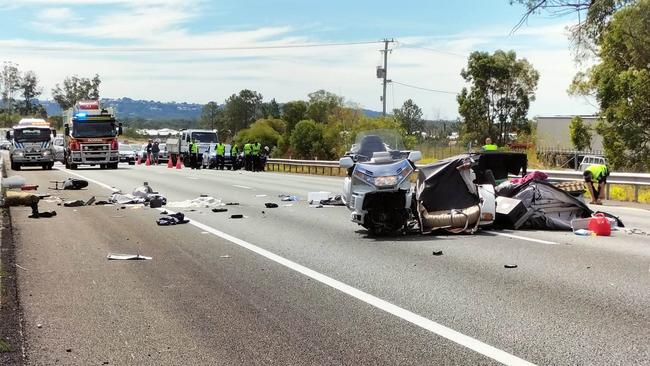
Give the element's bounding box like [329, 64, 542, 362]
[243, 142, 252, 171]
[482, 137, 498, 151]
[189, 139, 199, 169]
[216, 142, 225, 170]
[583, 164, 609, 204]
[252, 141, 261, 172]
[230, 143, 239, 170]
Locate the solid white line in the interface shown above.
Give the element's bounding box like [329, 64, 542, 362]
[232, 184, 252, 190]
[55, 168, 536, 366]
[485, 231, 559, 245]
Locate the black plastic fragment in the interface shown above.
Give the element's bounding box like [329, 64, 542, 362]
[264, 203, 278, 208]
[230, 214, 244, 219]
[504, 264, 518, 269]
[212, 208, 228, 213]
[432, 251, 443, 256]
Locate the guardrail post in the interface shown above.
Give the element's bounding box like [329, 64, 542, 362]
[634, 184, 639, 202]
[606, 184, 610, 200]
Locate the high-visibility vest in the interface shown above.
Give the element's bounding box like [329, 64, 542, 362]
[252, 143, 261, 156]
[243, 143, 252, 155]
[586, 164, 609, 180]
[231, 144, 238, 155]
[190, 142, 198, 153]
[216, 143, 225, 156]
[482, 144, 498, 151]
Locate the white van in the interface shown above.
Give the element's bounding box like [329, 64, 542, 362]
[579, 155, 608, 171]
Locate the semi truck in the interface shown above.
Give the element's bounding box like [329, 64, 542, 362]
[63, 100, 122, 170]
[6, 118, 57, 170]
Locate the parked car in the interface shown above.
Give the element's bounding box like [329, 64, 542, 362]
[118, 143, 137, 165]
[579, 155, 608, 171]
[158, 143, 169, 163]
[208, 144, 234, 169]
[52, 136, 65, 162]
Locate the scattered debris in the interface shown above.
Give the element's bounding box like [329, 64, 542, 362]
[308, 191, 331, 204]
[160, 210, 168, 214]
[156, 212, 189, 226]
[574, 229, 593, 236]
[255, 194, 268, 198]
[167, 196, 222, 208]
[623, 228, 649, 236]
[66, 349, 72, 353]
[94, 200, 111, 205]
[320, 195, 345, 206]
[37, 323, 42, 329]
[282, 204, 293, 207]
[29, 211, 57, 218]
[107, 253, 152, 260]
[225, 202, 240, 206]
[85, 196, 96, 206]
[264, 203, 278, 208]
[230, 214, 244, 219]
[279, 195, 299, 201]
[504, 264, 518, 269]
[15, 264, 29, 271]
[109, 193, 146, 205]
[21, 184, 38, 191]
[432, 251, 443, 256]
[212, 208, 228, 213]
[48, 178, 88, 190]
[2, 175, 26, 188]
[220, 255, 231, 258]
[63, 200, 85, 207]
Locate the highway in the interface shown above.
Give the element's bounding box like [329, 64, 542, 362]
[7, 163, 650, 365]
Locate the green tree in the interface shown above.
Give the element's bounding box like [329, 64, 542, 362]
[393, 99, 423, 135]
[199, 101, 224, 132]
[281, 100, 308, 132]
[457, 50, 539, 145]
[260, 98, 281, 119]
[568, 0, 650, 170]
[290, 119, 325, 159]
[307, 89, 343, 123]
[51, 74, 101, 110]
[1, 62, 21, 113]
[568, 116, 592, 151]
[223, 89, 263, 132]
[18, 70, 42, 116]
[234, 118, 286, 149]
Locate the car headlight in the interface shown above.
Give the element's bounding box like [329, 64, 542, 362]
[42, 151, 50, 156]
[374, 175, 398, 186]
[17, 152, 24, 157]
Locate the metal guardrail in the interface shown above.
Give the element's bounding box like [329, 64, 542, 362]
[267, 158, 650, 202]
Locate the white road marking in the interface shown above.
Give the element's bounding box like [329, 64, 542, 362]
[232, 184, 252, 190]
[187, 177, 200, 180]
[56, 169, 536, 366]
[485, 231, 559, 245]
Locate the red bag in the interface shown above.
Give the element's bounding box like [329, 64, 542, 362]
[588, 213, 611, 236]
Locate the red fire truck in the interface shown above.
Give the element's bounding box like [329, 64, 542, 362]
[63, 100, 123, 170]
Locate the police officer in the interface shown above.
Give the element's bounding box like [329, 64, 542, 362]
[243, 142, 252, 171]
[215, 141, 225, 170]
[230, 143, 239, 170]
[252, 141, 261, 172]
[482, 137, 498, 151]
[189, 139, 199, 169]
[583, 164, 609, 204]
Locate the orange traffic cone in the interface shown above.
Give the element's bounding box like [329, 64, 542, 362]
[167, 157, 174, 168]
[145, 155, 151, 166]
[136, 155, 141, 165]
[175, 156, 182, 169]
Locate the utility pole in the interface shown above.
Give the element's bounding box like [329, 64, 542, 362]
[377, 38, 394, 116]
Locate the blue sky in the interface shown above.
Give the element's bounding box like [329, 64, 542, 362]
[0, 0, 596, 118]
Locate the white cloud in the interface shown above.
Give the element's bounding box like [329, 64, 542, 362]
[36, 7, 74, 20]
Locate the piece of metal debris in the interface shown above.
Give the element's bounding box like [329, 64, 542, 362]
[230, 214, 244, 219]
[504, 264, 518, 269]
[264, 203, 278, 208]
[212, 208, 228, 213]
[432, 251, 443, 256]
[107, 254, 152, 260]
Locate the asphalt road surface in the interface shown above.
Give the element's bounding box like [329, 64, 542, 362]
[8, 163, 650, 365]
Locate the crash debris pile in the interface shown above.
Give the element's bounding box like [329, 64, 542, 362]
[166, 196, 223, 209]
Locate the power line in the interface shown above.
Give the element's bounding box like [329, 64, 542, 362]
[391, 80, 458, 95]
[397, 42, 467, 58]
[0, 40, 383, 53]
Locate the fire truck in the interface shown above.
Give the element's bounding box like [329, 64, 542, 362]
[63, 100, 122, 170]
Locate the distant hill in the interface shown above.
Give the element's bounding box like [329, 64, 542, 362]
[41, 98, 381, 121]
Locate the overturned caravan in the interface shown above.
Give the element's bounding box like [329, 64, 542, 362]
[416, 154, 496, 233]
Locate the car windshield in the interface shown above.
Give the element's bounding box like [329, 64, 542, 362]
[14, 128, 50, 142]
[72, 122, 116, 138]
[119, 144, 133, 152]
[192, 132, 217, 143]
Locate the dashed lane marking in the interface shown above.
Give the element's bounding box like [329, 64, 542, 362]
[485, 231, 559, 245]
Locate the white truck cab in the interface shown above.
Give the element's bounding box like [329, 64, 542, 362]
[7, 118, 57, 170]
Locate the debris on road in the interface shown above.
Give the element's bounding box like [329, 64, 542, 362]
[94, 200, 111, 205]
[2, 175, 26, 188]
[574, 229, 593, 236]
[220, 255, 231, 258]
[211, 208, 228, 213]
[264, 203, 278, 208]
[156, 212, 189, 226]
[20, 184, 38, 191]
[107, 253, 152, 260]
[109, 193, 146, 205]
[225, 202, 239, 206]
[308, 191, 331, 204]
[504, 264, 518, 269]
[230, 214, 244, 219]
[48, 178, 88, 190]
[255, 194, 267, 198]
[167, 196, 223, 209]
[279, 195, 299, 201]
[30, 211, 57, 218]
[432, 251, 443, 256]
[85, 196, 96, 206]
[63, 200, 86, 207]
[320, 195, 345, 206]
